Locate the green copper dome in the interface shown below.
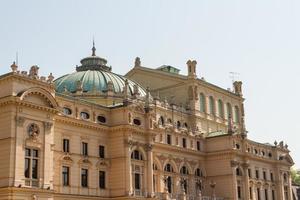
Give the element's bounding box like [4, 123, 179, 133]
[54, 43, 146, 97]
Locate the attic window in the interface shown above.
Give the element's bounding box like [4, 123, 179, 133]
[80, 112, 90, 120]
[97, 116, 106, 123]
[133, 119, 141, 126]
[63, 107, 72, 115]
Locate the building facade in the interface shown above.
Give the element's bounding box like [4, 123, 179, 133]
[0, 46, 294, 200]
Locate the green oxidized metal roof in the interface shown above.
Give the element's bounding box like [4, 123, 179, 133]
[54, 43, 146, 96]
[55, 70, 146, 96]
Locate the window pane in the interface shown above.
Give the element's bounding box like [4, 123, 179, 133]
[135, 173, 140, 190]
[25, 148, 31, 157]
[99, 171, 105, 189]
[82, 142, 88, 156]
[63, 139, 69, 153]
[81, 169, 88, 187]
[32, 150, 38, 158]
[32, 159, 38, 179]
[25, 158, 30, 178]
[99, 145, 105, 158]
[62, 166, 69, 186]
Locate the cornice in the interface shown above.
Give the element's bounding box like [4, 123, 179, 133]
[0, 97, 58, 114]
[0, 72, 54, 89]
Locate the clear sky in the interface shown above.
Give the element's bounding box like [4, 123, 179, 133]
[0, 0, 299, 167]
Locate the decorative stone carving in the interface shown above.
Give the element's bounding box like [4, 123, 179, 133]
[233, 81, 243, 96]
[134, 57, 141, 67]
[11, 61, 18, 72]
[76, 80, 83, 92]
[16, 116, 25, 126]
[230, 160, 239, 167]
[44, 122, 53, 130]
[29, 65, 39, 79]
[47, 73, 54, 83]
[27, 123, 40, 139]
[144, 143, 153, 152]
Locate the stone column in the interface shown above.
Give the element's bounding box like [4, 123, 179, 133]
[277, 170, 284, 200]
[146, 144, 154, 197]
[243, 163, 250, 200]
[231, 161, 239, 200]
[43, 121, 54, 189]
[125, 141, 133, 196]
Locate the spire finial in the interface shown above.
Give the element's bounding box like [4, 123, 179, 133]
[92, 38, 96, 56]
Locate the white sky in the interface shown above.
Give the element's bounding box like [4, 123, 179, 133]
[0, 0, 299, 167]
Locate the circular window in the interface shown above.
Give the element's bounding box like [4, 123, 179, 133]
[63, 107, 72, 115]
[80, 112, 90, 120]
[97, 115, 106, 123]
[133, 118, 141, 126]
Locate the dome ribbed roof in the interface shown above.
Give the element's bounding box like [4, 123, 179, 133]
[54, 43, 147, 97]
[55, 70, 146, 96]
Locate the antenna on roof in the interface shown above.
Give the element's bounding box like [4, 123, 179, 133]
[229, 72, 240, 83]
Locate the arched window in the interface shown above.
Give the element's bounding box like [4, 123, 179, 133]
[234, 106, 240, 123]
[131, 150, 143, 160]
[209, 96, 215, 115]
[80, 111, 90, 120]
[218, 99, 224, 118]
[226, 103, 232, 119]
[63, 107, 72, 115]
[184, 122, 188, 129]
[180, 166, 189, 175]
[236, 168, 242, 176]
[199, 93, 206, 112]
[195, 168, 203, 177]
[159, 116, 164, 126]
[164, 163, 174, 173]
[153, 163, 158, 171]
[177, 121, 181, 129]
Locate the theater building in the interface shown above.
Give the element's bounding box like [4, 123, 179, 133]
[0, 45, 294, 200]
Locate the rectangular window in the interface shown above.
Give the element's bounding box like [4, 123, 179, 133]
[182, 138, 187, 148]
[250, 187, 253, 199]
[263, 171, 267, 180]
[237, 186, 242, 198]
[197, 141, 201, 151]
[256, 170, 259, 179]
[265, 189, 268, 200]
[81, 169, 88, 187]
[24, 148, 39, 187]
[135, 173, 141, 190]
[270, 172, 274, 182]
[99, 145, 105, 158]
[248, 168, 252, 178]
[63, 139, 69, 153]
[167, 134, 172, 145]
[62, 166, 69, 186]
[99, 171, 105, 189]
[82, 142, 88, 156]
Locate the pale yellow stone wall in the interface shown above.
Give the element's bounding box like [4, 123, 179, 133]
[0, 65, 294, 200]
